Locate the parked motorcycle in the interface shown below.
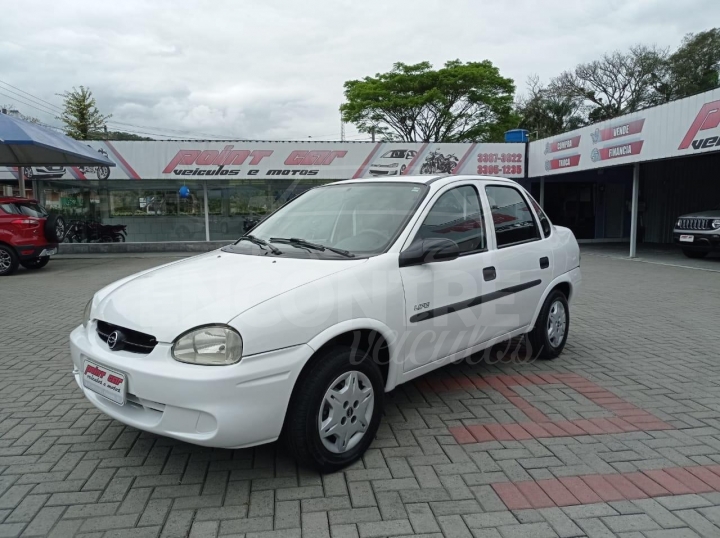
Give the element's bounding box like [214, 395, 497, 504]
[420, 151, 458, 174]
[79, 147, 111, 180]
[64, 220, 126, 243]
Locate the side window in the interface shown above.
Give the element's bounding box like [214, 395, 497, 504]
[528, 194, 552, 237]
[416, 185, 485, 254]
[485, 185, 540, 248]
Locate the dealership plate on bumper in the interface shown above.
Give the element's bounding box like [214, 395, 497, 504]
[679, 235, 694, 243]
[82, 360, 126, 405]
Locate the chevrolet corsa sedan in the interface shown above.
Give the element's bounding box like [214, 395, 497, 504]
[70, 175, 581, 471]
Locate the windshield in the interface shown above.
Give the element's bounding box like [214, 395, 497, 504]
[249, 183, 428, 256]
[382, 150, 408, 159]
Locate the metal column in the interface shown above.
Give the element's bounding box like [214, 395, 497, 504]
[629, 163, 640, 258]
[203, 182, 210, 242]
[539, 177, 545, 208]
[18, 167, 26, 198]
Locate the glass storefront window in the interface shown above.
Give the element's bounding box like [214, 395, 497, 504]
[36, 178, 332, 243]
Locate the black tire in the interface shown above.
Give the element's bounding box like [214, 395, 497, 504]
[527, 289, 570, 360]
[23, 167, 33, 179]
[683, 249, 708, 259]
[44, 214, 66, 243]
[283, 345, 384, 472]
[96, 166, 110, 180]
[0, 244, 19, 276]
[20, 257, 49, 270]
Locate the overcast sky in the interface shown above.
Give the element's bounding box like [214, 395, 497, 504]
[1, 0, 718, 141]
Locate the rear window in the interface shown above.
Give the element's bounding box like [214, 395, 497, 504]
[0, 202, 48, 217]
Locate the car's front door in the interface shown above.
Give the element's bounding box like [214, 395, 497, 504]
[481, 184, 549, 337]
[399, 183, 493, 372]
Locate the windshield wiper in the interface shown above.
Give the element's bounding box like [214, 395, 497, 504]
[269, 237, 355, 258]
[236, 235, 282, 255]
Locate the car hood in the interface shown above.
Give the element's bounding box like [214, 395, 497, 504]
[94, 251, 366, 343]
[679, 210, 720, 219]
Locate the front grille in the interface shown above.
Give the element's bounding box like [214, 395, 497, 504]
[96, 320, 158, 354]
[677, 218, 711, 230]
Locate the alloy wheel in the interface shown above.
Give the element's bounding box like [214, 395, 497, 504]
[547, 300, 567, 348]
[317, 370, 374, 454]
[0, 249, 11, 272]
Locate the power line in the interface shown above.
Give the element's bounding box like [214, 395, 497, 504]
[0, 79, 63, 112]
[0, 79, 239, 140]
[0, 91, 62, 122]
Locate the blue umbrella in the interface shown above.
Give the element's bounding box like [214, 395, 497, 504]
[0, 113, 116, 167]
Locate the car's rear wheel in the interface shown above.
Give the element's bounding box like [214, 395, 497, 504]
[0, 245, 19, 276]
[20, 257, 50, 270]
[527, 289, 569, 360]
[283, 345, 384, 472]
[683, 249, 709, 259]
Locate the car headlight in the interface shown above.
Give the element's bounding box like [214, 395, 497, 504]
[172, 325, 243, 366]
[388, 163, 398, 167]
[82, 298, 93, 328]
[712, 219, 720, 229]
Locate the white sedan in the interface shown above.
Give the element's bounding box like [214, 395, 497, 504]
[70, 175, 581, 471]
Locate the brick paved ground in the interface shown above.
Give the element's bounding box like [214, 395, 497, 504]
[1, 252, 720, 537]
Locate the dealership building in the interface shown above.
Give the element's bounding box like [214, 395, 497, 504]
[2, 87, 719, 253]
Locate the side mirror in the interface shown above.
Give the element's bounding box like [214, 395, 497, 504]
[399, 238, 460, 268]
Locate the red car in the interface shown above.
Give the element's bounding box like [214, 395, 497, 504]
[0, 197, 66, 276]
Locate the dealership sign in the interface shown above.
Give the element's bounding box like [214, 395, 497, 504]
[529, 87, 720, 176]
[1, 141, 526, 181]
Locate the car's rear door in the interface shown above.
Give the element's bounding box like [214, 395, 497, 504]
[481, 183, 550, 336]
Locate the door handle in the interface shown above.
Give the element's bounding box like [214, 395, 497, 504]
[483, 266, 496, 281]
[540, 257, 550, 269]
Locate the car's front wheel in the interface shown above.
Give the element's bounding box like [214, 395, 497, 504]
[527, 289, 569, 360]
[20, 257, 50, 270]
[283, 345, 384, 472]
[683, 249, 709, 259]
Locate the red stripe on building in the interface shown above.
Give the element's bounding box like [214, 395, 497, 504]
[452, 143, 477, 174]
[105, 141, 141, 179]
[70, 167, 87, 180]
[351, 143, 383, 179]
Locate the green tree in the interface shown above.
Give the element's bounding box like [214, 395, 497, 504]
[340, 60, 517, 142]
[516, 76, 586, 139]
[551, 45, 667, 123]
[104, 131, 153, 141]
[665, 29, 720, 100]
[57, 86, 112, 140]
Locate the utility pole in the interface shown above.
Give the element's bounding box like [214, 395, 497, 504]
[370, 126, 375, 143]
[340, 119, 345, 142]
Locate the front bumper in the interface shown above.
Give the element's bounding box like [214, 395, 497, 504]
[15, 244, 58, 260]
[673, 230, 720, 251]
[69, 323, 312, 449]
[368, 168, 399, 176]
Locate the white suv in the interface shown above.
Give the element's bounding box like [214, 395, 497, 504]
[70, 175, 581, 471]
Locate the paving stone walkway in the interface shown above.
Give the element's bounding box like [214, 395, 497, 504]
[1, 252, 720, 537]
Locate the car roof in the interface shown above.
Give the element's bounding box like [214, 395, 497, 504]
[330, 175, 520, 187]
[0, 197, 39, 203]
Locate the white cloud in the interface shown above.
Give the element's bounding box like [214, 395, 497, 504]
[0, 0, 716, 140]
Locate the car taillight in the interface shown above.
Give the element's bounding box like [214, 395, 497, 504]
[11, 218, 41, 229]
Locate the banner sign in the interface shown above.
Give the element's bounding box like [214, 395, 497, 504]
[1, 141, 525, 181]
[528, 87, 720, 177]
